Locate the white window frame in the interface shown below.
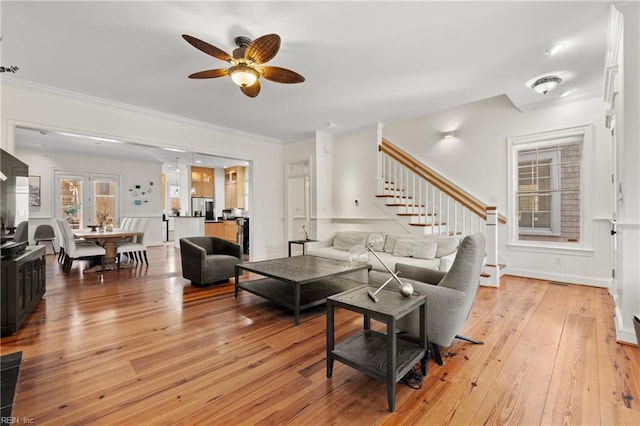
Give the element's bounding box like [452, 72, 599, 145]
[54, 170, 120, 227]
[507, 124, 594, 251]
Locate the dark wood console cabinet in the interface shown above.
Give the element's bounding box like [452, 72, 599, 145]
[1, 245, 46, 336]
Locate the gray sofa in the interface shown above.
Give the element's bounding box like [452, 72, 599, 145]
[305, 231, 460, 280]
[180, 236, 242, 286]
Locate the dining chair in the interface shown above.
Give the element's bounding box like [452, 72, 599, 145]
[116, 218, 148, 266]
[57, 219, 106, 273]
[34, 224, 57, 253]
[13, 221, 28, 243]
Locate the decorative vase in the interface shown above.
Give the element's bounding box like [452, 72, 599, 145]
[98, 222, 105, 232]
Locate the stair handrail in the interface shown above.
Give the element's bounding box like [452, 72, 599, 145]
[379, 138, 507, 224]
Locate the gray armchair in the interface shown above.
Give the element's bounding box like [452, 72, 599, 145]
[180, 236, 242, 286]
[395, 233, 486, 365]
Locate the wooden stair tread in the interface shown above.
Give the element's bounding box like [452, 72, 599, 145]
[396, 213, 435, 217]
[375, 195, 413, 199]
[409, 222, 447, 227]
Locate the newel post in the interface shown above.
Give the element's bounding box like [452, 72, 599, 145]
[483, 206, 500, 287]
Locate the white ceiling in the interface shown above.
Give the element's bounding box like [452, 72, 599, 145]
[2, 1, 609, 162]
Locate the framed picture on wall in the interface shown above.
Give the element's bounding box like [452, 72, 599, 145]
[29, 175, 41, 207]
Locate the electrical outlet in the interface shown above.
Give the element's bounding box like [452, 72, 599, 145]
[554, 257, 561, 265]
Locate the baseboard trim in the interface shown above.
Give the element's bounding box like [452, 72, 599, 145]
[505, 268, 609, 288]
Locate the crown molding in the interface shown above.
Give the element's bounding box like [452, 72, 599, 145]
[1, 77, 283, 145]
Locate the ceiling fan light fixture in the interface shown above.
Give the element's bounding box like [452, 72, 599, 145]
[531, 76, 562, 95]
[229, 65, 259, 87]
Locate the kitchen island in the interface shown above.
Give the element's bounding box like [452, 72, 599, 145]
[204, 218, 249, 254]
[172, 216, 205, 248]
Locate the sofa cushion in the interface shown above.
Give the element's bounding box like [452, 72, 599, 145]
[393, 238, 438, 259]
[333, 232, 368, 251]
[383, 233, 459, 258]
[307, 247, 351, 263]
[433, 236, 459, 258]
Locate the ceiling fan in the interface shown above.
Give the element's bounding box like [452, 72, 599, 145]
[182, 33, 305, 98]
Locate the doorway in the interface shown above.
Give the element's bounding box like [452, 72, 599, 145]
[287, 158, 311, 248]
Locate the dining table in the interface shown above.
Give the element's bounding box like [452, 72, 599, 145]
[73, 228, 144, 272]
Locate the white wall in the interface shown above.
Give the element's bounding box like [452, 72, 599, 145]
[332, 124, 382, 219]
[1, 81, 285, 261]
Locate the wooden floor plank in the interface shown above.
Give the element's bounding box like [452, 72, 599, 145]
[2, 245, 639, 425]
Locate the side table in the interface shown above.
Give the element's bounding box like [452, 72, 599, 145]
[288, 239, 317, 257]
[326, 285, 427, 412]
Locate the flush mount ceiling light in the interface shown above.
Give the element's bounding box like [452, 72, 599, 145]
[531, 76, 562, 95]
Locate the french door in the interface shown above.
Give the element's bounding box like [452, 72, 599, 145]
[55, 170, 119, 229]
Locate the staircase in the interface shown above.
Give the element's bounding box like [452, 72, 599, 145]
[377, 139, 507, 287]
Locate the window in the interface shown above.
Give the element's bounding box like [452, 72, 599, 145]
[509, 125, 591, 247]
[55, 171, 119, 229]
[94, 179, 116, 225]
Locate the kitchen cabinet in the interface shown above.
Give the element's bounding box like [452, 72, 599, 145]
[204, 221, 238, 243]
[191, 166, 214, 198]
[224, 166, 245, 209]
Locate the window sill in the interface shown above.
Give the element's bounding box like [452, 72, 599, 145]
[507, 243, 594, 256]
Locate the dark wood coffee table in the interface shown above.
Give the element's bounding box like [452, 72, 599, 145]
[235, 255, 370, 325]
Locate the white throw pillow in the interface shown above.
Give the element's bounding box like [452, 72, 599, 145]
[433, 236, 459, 257]
[393, 239, 438, 259]
[333, 232, 367, 251]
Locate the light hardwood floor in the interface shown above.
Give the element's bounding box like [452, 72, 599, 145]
[2, 244, 639, 425]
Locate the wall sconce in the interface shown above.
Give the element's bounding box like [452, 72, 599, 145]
[442, 131, 456, 140]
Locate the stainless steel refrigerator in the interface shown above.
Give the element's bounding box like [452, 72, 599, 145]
[191, 197, 214, 219]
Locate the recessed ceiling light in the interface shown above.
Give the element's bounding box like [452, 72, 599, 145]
[162, 147, 187, 153]
[326, 122, 337, 127]
[195, 160, 202, 164]
[560, 90, 572, 98]
[442, 131, 456, 140]
[545, 43, 566, 56]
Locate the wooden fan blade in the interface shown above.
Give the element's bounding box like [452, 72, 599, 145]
[261, 66, 305, 84]
[188, 69, 228, 79]
[245, 34, 280, 64]
[182, 34, 232, 62]
[241, 81, 261, 98]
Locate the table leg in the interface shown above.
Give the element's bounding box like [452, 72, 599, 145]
[387, 317, 397, 412]
[294, 283, 301, 326]
[326, 302, 335, 378]
[288, 242, 292, 257]
[364, 314, 371, 331]
[419, 303, 427, 376]
[234, 265, 241, 298]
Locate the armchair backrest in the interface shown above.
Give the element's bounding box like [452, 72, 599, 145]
[14, 221, 28, 243]
[438, 232, 486, 316]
